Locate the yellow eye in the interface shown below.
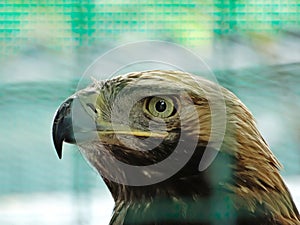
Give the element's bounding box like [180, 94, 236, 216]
[145, 96, 176, 118]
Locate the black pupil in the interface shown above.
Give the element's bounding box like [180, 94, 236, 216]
[155, 100, 167, 112]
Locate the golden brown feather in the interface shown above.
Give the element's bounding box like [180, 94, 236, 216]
[52, 70, 300, 225]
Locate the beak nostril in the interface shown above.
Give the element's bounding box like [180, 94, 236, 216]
[87, 103, 98, 114]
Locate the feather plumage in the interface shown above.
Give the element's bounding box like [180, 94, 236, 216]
[52, 70, 300, 225]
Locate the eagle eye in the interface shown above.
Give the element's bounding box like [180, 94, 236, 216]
[144, 96, 176, 118]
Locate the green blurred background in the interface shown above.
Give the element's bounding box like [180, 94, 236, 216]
[0, 1, 300, 224]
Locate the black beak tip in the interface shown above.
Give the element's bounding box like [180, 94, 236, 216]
[53, 136, 63, 159]
[57, 151, 62, 159]
[52, 119, 64, 159]
[52, 98, 74, 160]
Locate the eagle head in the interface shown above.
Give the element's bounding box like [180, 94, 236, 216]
[52, 70, 299, 225]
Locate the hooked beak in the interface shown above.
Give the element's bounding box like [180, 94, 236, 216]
[52, 93, 100, 159]
[52, 98, 76, 159]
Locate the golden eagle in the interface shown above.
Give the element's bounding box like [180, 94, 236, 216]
[52, 70, 300, 225]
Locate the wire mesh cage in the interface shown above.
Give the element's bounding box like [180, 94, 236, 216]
[0, 1, 300, 225]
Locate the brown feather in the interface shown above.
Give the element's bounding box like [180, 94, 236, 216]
[53, 70, 300, 225]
